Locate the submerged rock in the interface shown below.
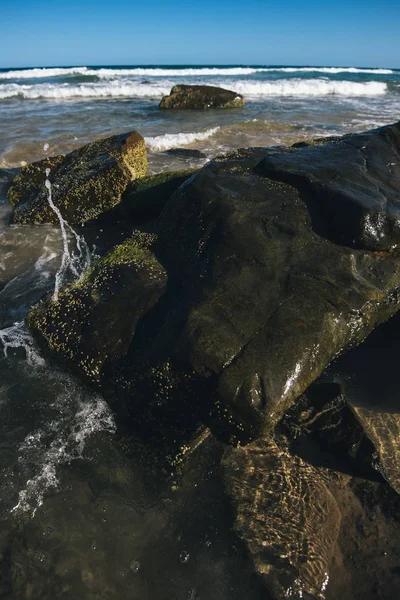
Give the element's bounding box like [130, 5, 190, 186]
[223, 438, 341, 599]
[164, 148, 207, 159]
[8, 131, 147, 225]
[27, 123, 400, 441]
[159, 85, 245, 110]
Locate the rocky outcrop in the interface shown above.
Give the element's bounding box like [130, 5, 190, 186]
[27, 122, 400, 442]
[223, 438, 341, 599]
[8, 132, 147, 225]
[159, 85, 244, 110]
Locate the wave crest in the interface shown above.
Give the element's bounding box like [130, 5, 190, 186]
[0, 79, 388, 100]
[145, 127, 219, 152]
[0, 65, 394, 80]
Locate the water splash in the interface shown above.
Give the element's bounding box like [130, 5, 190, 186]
[11, 381, 116, 517]
[0, 320, 44, 366]
[45, 167, 91, 301]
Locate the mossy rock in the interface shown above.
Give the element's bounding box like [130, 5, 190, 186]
[27, 232, 166, 382]
[7, 156, 64, 207]
[159, 85, 245, 110]
[9, 132, 148, 225]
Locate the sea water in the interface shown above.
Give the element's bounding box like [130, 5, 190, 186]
[0, 64, 399, 172]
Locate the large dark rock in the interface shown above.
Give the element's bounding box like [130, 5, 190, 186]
[8, 132, 147, 225]
[27, 123, 400, 441]
[159, 85, 244, 110]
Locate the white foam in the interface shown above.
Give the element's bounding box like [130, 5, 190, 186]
[12, 384, 115, 517]
[0, 81, 171, 99]
[0, 78, 387, 100]
[0, 321, 45, 366]
[94, 67, 263, 78]
[0, 66, 394, 79]
[0, 66, 90, 79]
[227, 79, 387, 97]
[258, 66, 394, 75]
[44, 172, 91, 301]
[145, 127, 219, 152]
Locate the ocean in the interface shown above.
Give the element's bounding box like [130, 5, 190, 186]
[0, 64, 399, 172]
[0, 64, 399, 599]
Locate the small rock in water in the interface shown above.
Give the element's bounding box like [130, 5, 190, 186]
[179, 550, 190, 564]
[129, 559, 140, 573]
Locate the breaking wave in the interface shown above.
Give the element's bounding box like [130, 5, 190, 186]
[258, 66, 394, 75]
[0, 65, 394, 79]
[0, 79, 387, 100]
[228, 79, 387, 97]
[0, 66, 91, 79]
[0, 81, 171, 99]
[145, 127, 219, 151]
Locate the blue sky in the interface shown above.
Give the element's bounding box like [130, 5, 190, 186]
[1, 0, 399, 68]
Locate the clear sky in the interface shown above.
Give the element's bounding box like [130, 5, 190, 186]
[1, 0, 399, 69]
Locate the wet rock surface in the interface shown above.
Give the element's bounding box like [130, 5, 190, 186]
[27, 123, 400, 441]
[262, 122, 400, 251]
[159, 85, 245, 110]
[8, 132, 147, 225]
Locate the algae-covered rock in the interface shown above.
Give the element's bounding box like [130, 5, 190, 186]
[27, 232, 166, 382]
[7, 156, 64, 207]
[9, 131, 147, 225]
[159, 85, 244, 110]
[223, 438, 341, 599]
